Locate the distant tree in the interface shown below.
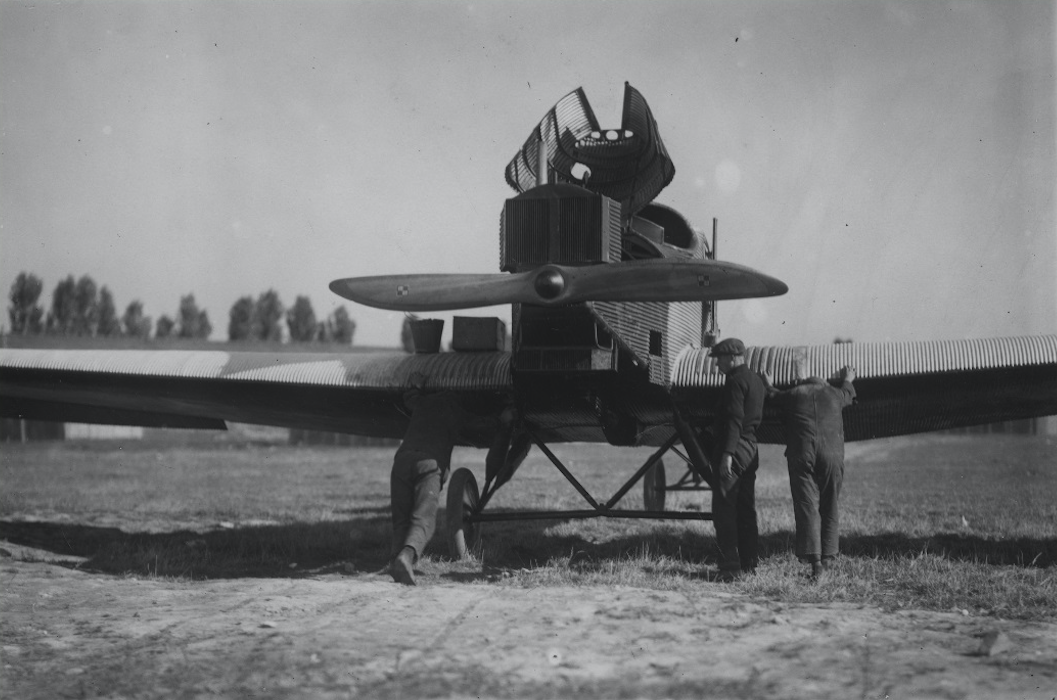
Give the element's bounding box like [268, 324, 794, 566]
[251, 289, 284, 342]
[72, 275, 100, 336]
[400, 314, 419, 353]
[227, 296, 255, 341]
[833, 337, 853, 344]
[286, 295, 317, 343]
[97, 286, 122, 337]
[197, 309, 213, 339]
[327, 306, 356, 345]
[47, 275, 78, 335]
[177, 294, 211, 339]
[122, 300, 153, 339]
[156, 315, 175, 339]
[7, 272, 44, 335]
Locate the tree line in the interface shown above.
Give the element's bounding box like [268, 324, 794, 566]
[6, 271, 356, 345]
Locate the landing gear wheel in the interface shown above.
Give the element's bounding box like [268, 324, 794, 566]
[445, 467, 481, 560]
[643, 458, 666, 512]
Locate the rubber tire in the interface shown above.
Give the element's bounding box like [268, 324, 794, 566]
[643, 458, 666, 512]
[445, 467, 481, 560]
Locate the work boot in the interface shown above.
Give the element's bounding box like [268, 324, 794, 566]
[389, 546, 416, 586]
[716, 566, 742, 583]
[810, 561, 824, 579]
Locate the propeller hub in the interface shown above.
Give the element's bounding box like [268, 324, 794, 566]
[534, 268, 565, 300]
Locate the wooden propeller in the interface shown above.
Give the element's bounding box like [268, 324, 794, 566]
[330, 259, 787, 312]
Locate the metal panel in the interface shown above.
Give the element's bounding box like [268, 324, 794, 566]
[591, 299, 701, 385]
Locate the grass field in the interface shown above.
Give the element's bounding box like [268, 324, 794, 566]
[1, 431, 1054, 620]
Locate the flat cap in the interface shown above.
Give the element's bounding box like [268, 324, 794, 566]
[709, 337, 745, 357]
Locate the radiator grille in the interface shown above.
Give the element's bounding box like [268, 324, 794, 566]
[500, 199, 549, 268]
[500, 185, 621, 271]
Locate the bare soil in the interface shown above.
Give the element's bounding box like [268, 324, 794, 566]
[2, 542, 1055, 699]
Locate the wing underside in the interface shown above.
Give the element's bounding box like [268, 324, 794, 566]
[0, 349, 512, 443]
[1, 335, 1054, 446]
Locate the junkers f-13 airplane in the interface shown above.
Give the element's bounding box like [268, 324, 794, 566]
[2, 84, 1055, 558]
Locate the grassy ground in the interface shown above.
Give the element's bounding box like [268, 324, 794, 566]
[1, 431, 1054, 619]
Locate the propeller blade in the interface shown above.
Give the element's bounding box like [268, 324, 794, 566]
[329, 273, 531, 311]
[329, 259, 787, 312]
[558, 259, 788, 304]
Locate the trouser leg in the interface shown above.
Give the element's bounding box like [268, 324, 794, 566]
[712, 483, 741, 572]
[701, 433, 740, 573]
[712, 453, 758, 574]
[788, 454, 821, 560]
[390, 454, 441, 559]
[390, 457, 411, 557]
[817, 454, 843, 560]
[735, 463, 759, 572]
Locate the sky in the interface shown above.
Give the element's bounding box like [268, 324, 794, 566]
[1, 0, 1054, 348]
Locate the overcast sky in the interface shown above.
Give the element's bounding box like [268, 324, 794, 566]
[1, 0, 1053, 347]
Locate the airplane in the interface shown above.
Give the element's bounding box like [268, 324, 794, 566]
[2, 83, 1055, 560]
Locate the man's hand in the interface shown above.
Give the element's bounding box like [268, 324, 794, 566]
[840, 365, 856, 383]
[498, 405, 518, 428]
[719, 452, 734, 481]
[761, 371, 774, 388]
[408, 371, 428, 390]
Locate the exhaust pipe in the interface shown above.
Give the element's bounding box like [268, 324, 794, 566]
[536, 137, 548, 186]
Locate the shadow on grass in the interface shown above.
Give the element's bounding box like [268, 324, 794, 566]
[0, 514, 394, 579]
[3, 515, 1053, 582]
[840, 532, 1056, 568]
[451, 515, 1055, 581]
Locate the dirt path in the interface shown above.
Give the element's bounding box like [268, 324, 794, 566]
[2, 544, 1054, 699]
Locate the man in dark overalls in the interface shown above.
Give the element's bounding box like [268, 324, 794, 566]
[389, 379, 519, 585]
[707, 338, 766, 580]
[764, 361, 856, 578]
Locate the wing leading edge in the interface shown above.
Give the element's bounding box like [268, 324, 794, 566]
[1, 334, 1054, 445]
[0, 348, 512, 442]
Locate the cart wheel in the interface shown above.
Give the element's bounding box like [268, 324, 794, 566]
[643, 458, 666, 511]
[445, 467, 481, 560]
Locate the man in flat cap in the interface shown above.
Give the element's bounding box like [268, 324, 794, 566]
[706, 337, 766, 580]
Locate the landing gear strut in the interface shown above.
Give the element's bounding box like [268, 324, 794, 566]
[443, 427, 716, 558]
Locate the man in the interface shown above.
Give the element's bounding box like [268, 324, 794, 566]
[706, 337, 766, 580]
[389, 376, 519, 585]
[763, 361, 856, 578]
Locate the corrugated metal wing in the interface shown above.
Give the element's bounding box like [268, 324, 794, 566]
[672, 336, 1057, 387]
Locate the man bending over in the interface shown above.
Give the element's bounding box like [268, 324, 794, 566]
[764, 361, 856, 578]
[389, 377, 519, 585]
